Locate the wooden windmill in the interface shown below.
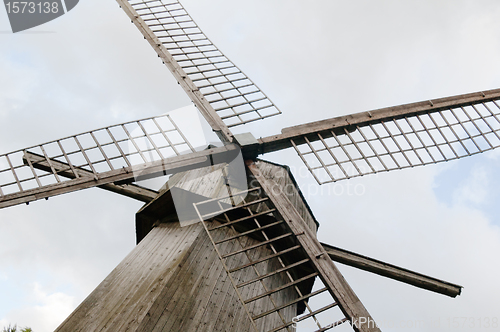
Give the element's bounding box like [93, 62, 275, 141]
[1, 0, 499, 331]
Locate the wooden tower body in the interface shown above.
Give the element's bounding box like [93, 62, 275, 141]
[55, 160, 319, 332]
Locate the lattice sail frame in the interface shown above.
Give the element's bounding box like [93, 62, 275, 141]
[292, 98, 500, 184]
[0, 114, 195, 198]
[122, 0, 281, 129]
[194, 187, 352, 332]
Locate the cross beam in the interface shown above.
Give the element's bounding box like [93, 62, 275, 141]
[321, 242, 462, 298]
[23, 151, 158, 203]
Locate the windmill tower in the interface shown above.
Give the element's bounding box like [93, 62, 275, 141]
[1, 0, 500, 331]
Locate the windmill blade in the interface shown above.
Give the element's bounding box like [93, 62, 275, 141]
[116, 0, 282, 141]
[258, 88, 500, 184]
[0, 113, 240, 209]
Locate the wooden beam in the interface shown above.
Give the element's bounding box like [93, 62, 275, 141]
[23, 152, 158, 203]
[247, 161, 381, 332]
[0, 144, 240, 209]
[258, 88, 500, 154]
[321, 242, 462, 298]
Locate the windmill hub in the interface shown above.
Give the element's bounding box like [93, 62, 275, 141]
[234, 132, 261, 159]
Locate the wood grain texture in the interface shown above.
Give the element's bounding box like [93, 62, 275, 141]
[57, 160, 315, 331]
[322, 242, 462, 298]
[55, 223, 298, 331]
[254, 160, 318, 233]
[248, 161, 381, 332]
[23, 151, 158, 203]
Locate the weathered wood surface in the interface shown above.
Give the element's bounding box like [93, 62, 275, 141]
[23, 151, 158, 203]
[55, 222, 297, 331]
[254, 160, 318, 233]
[136, 160, 319, 242]
[135, 163, 247, 243]
[322, 242, 462, 298]
[248, 161, 381, 332]
[57, 160, 316, 332]
[55, 222, 202, 331]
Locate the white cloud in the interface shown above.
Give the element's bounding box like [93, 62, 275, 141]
[306, 165, 500, 331]
[2, 283, 76, 332]
[453, 166, 489, 206]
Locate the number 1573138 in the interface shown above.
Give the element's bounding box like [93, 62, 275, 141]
[5, 2, 60, 14]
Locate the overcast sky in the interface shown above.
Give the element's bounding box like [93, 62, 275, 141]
[1, 1, 500, 331]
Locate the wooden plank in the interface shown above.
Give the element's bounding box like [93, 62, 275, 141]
[56, 223, 201, 332]
[196, 226, 256, 332]
[98, 224, 202, 332]
[255, 161, 318, 232]
[247, 161, 381, 332]
[56, 226, 171, 331]
[0, 144, 239, 209]
[23, 151, 158, 203]
[227, 229, 293, 332]
[161, 225, 238, 331]
[135, 225, 205, 330]
[258, 88, 500, 154]
[321, 242, 462, 298]
[137, 224, 216, 332]
[135, 221, 257, 332]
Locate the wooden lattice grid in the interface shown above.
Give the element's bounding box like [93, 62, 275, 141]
[292, 100, 500, 184]
[127, 0, 282, 127]
[0, 114, 194, 197]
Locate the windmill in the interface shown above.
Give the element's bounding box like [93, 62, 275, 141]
[0, 0, 500, 332]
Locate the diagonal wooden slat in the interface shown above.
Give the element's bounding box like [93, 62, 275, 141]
[23, 151, 158, 203]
